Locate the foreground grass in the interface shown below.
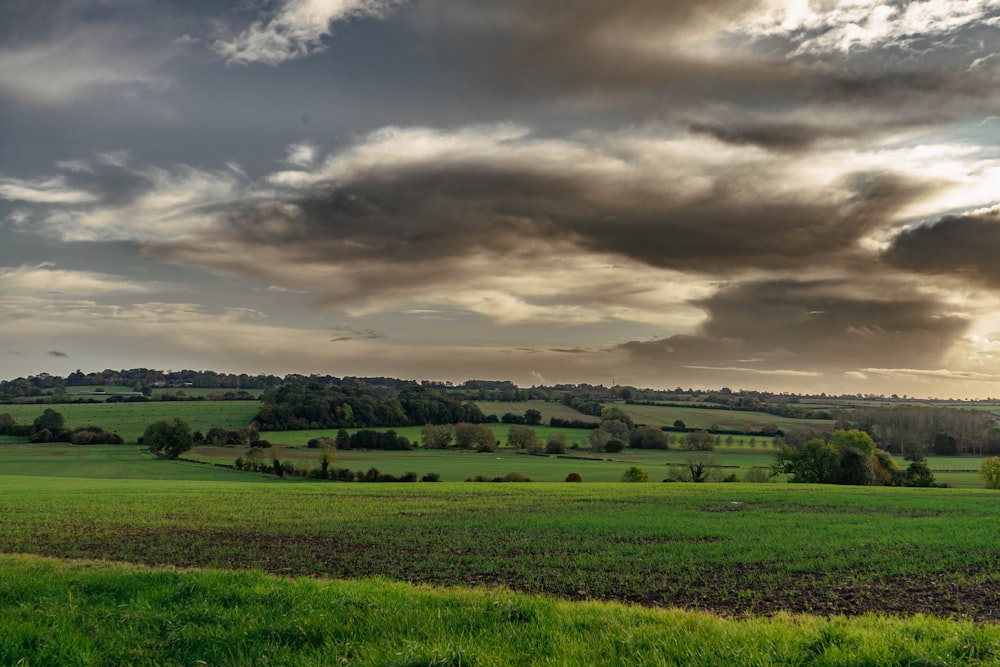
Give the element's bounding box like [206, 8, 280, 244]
[3, 554, 999, 667]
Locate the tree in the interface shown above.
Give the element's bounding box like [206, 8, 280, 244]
[673, 419, 686, 430]
[454, 422, 494, 450]
[980, 456, 1000, 489]
[630, 426, 669, 450]
[773, 438, 840, 483]
[774, 429, 893, 486]
[335, 428, 351, 450]
[621, 466, 648, 482]
[600, 406, 634, 428]
[421, 423, 453, 449]
[143, 418, 193, 459]
[507, 424, 540, 450]
[680, 430, 715, 451]
[32, 408, 65, 436]
[903, 457, 936, 487]
[545, 433, 566, 454]
[523, 409, 543, 426]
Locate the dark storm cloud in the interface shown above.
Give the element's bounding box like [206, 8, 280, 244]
[620, 280, 969, 371]
[407, 0, 1000, 137]
[884, 208, 1000, 288]
[147, 155, 933, 305]
[47, 350, 68, 358]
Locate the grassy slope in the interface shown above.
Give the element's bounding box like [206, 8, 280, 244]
[3, 554, 999, 667]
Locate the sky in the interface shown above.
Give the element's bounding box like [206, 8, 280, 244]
[2, 0, 1000, 397]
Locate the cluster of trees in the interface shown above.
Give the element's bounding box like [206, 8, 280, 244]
[499, 409, 543, 425]
[844, 407, 1000, 456]
[420, 423, 499, 450]
[254, 384, 485, 431]
[0, 409, 123, 445]
[773, 429, 937, 487]
[560, 393, 605, 417]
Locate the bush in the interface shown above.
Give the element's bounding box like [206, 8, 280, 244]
[744, 466, 770, 483]
[604, 438, 625, 453]
[630, 426, 669, 450]
[420, 472, 441, 482]
[545, 434, 566, 454]
[501, 472, 531, 482]
[565, 472, 583, 483]
[621, 466, 648, 483]
[980, 456, 1000, 490]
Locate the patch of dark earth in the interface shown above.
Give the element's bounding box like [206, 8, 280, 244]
[8, 527, 1000, 621]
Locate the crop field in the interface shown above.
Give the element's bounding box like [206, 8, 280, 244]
[0, 468, 999, 622]
[0, 401, 259, 441]
[2, 443, 1000, 664]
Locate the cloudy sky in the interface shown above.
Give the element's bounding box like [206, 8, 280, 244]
[2, 0, 1000, 397]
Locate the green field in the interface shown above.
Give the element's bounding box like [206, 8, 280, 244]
[2, 442, 1000, 663]
[0, 402, 259, 441]
[612, 402, 835, 432]
[7, 554, 1000, 666]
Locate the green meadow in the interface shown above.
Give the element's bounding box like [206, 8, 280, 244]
[0, 401, 260, 441]
[0, 398, 998, 664]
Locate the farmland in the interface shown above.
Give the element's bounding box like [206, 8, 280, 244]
[0, 440, 999, 664]
[0, 401, 260, 442]
[1, 396, 999, 664]
[0, 465, 999, 621]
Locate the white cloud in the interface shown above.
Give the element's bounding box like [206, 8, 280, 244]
[0, 264, 152, 296]
[284, 141, 318, 167]
[214, 0, 406, 66]
[0, 29, 173, 106]
[0, 177, 97, 205]
[742, 0, 1000, 54]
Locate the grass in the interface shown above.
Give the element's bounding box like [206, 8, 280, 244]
[613, 402, 834, 432]
[1, 465, 999, 619]
[6, 554, 1000, 666]
[0, 402, 259, 442]
[2, 445, 1000, 663]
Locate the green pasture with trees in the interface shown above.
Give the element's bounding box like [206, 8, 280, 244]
[7, 374, 1000, 662]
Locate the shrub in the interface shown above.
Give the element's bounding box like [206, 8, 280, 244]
[501, 472, 531, 482]
[307, 436, 336, 449]
[630, 426, 669, 450]
[621, 466, 648, 483]
[545, 434, 566, 454]
[421, 472, 441, 482]
[565, 472, 583, 483]
[744, 466, 770, 483]
[604, 438, 626, 453]
[980, 457, 1000, 490]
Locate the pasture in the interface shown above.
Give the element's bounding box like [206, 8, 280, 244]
[1, 442, 1000, 664]
[0, 401, 260, 442]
